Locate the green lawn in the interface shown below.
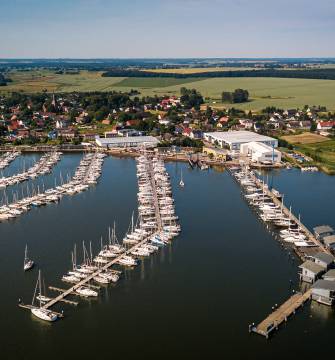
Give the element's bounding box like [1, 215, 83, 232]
[113, 77, 203, 88]
[2, 70, 335, 111]
[296, 140, 335, 174]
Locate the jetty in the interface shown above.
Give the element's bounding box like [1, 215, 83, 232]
[229, 165, 332, 339]
[250, 289, 312, 338]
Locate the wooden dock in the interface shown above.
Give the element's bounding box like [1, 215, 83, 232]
[251, 289, 312, 338]
[41, 233, 157, 310]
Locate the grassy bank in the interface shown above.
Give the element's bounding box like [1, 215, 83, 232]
[281, 133, 335, 174]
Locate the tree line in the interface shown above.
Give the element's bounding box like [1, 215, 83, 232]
[222, 89, 249, 103]
[101, 68, 335, 80]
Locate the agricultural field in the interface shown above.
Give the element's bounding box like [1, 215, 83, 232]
[2, 70, 335, 111]
[282, 133, 335, 174]
[281, 133, 329, 144]
[143, 67, 258, 74]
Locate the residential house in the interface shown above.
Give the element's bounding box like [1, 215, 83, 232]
[57, 128, 78, 139]
[299, 120, 311, 129]
[323, 269, 335, 282]
[311, 280, 335, 305]
[314, 225, 334, 240]
[317, 121, 335, 131]
[311, 252, 335, 270]
[323, 235, 335, 251]
[299, 260, 325, 283]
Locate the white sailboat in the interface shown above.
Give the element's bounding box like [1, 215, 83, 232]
[31, 270, 58, 322]
[24, 244, 34, 271]
[179, 170, 184, 187]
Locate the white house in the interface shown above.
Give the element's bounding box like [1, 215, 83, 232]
[312, 280, 335, 306]
[299, 260, 324, 283]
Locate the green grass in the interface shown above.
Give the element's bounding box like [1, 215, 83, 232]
[2, 70, 335, 111]
[296, 140, 335, 174]
[113, 77, 203, 88]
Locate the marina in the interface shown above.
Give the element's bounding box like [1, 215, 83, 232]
[0, 156, 334, 358]
[18, 153, 180, 320]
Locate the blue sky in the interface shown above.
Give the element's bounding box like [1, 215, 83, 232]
[1, 0, 334, 58]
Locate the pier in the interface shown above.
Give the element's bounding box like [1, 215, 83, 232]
[251, 289, 312, 338]
[42, 235, 156, 309]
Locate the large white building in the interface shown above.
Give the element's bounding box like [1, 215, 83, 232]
[240, 142, 281, 163]
[95, 136, 159, 148]
[203, 131, 278, 150]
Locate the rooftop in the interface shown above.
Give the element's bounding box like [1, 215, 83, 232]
[323, 269, 335, 279]
[299, 260, 324, 274]
[312, 252, 335, 264]
[323, 235, 335, 245]
[204, 131, 276, 144]
[312, 279, 335, 291]
[95, 136, 159, 145]
[313, 225, 334, 235]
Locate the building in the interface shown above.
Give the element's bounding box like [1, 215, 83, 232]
[311, 280, 335, 305]
[313, 225, 334, 240]
[203, 131, 278, 150]
[95, 136, 159, 148]
[240, 142, 281, 164]
[312, 252, 335, 270]
[317, 121, 335, 131]
[299, 260, 324, 283]
[323, 235, 335, 251]
[323, 269, 335, 281]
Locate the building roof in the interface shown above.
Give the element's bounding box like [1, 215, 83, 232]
[96, 136, 159, 146]
[299, 260, 324, 274]
[323, 235, 335, 245]
[204, 131, 276, 145]
[323, 269, 335, 280]
[313, 225, 334, 235]
[312, 252, 335, 264]
[312, 279, 335, 291]
[240, 141, 280, 153]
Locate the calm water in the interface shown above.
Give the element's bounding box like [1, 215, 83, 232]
[0, 155, 334, 359]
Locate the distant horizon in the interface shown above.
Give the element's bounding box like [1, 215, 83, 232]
[1, 57, 335, 61]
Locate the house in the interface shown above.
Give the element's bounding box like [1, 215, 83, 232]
[323, 235, 335, 251]
[317, 121, 335, 131]
[323, 269, 335, 282]
[311, 252, 335, 270]
[82, 133, 97, 141]
[55, 119, 70, 129]
[126, 119, 140, 127]
[57, 128, 78, 139]
[182, 127, 192, 137]
[299, 121, 311, 129]
[299, 260, 324, 283]
[17, 129, 30, 138]
[189, 130, 203, 139]
[311, 280, 335, 306]
[314, 225, 334, 240]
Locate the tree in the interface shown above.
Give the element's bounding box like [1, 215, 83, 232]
[232, 89, 249, 103]
[310, 122, 317, 132]
[222, 92, 233, 103]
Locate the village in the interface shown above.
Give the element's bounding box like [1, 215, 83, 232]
[0, 90, 334, 172]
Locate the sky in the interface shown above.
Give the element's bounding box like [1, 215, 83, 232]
[0, 0, 335, 58]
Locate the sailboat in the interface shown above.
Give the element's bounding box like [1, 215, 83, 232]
[179, 170, 185, 187]
[24, 244, 34, 271]
[31, 270, 58, 322]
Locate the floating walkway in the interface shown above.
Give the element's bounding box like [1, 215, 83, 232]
[251, 289, 312, 338]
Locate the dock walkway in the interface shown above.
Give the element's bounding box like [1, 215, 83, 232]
[251, 289, 311, 338]
[43, 233, 158, 310]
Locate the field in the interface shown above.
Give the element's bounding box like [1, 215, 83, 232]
[2, 70, 335, 111]
[282, 133, 335, 174]
[282, 133, 329, 144]
[143, 67, 257, 74]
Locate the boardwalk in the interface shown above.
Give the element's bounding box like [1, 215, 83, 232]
[251, 289, 312, 338]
